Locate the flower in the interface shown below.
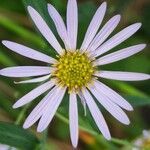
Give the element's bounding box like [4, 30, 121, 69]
[132, 130, 150, 150]
[0, 0, 150, 148]
[122, 130, 150, 150]
[0, 144, 16, 150]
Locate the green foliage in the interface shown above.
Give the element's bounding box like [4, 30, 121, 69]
[0, 122, 39, 150]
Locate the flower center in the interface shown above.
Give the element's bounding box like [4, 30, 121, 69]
[53, 51, 95, 92]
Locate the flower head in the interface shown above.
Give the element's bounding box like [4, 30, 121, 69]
[0, 0, 150, 148]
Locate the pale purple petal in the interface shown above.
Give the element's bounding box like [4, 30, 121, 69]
[95, 44, 146, 66]
[95, 71, 150, 81]
[14, 75, 51, 84]
[89, 85, 130, 125]
[13, 80, 54, 108]
[80, 2, 107, 51]
[67, 0, 78, 50]
[47, 4, 70, 49]
[37, 86, 66, 132]
[27, 6, 63, 55]
[0, 66, 52, 77]
[93, 80, 133, 111]
[23, 86, 57, 129]
[88, 15, 121, 52]
[69, 92, 78, 148]
[94, 23, 142, 57]
[82, 88, 111, 140]
[2, 41, 56, 64]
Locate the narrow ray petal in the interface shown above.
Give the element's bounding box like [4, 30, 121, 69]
[37, 87, 66, 132]
[82, 88, 111, 140]
[23, 86, 57, 129]
[89, 86, 130, 125]
[27, 6, 63, 55]
[69, 92, 78, 148]
[95, 71, 150, 81]
[0, 66, 52, 77]
[13, 80, 54, 108]
[95, 44, 146, 66]
[47, 4, 70, 49]
[94, 80, 133, 111]
[80, 2, 107, 51]
[67, 0, 78, 50]
[2, 41, 56, 64]
[88, 15, 121, 52]
[95, 23, 142, 57]
[14, 75, 51, 84]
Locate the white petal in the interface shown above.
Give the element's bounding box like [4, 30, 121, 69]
[27, 6, 63, 55]
[95, 71, 150, 81]
[93, 80, 133, 111]
[67, 0, 78, 50]
[37, 86, 66, 132]
[14, 75, 51, 84]
[82, 88, 111, 140]
[47, 4, 70, 49]
[95, 23, 142, 57]
[2, 41, 56, 64]
[80, 2, 107, 51]
[13, 80, 54, 108]
[69, 92, 78, 148]
[89, 85, 130, 125]
[95, 44, 146, 66]
[0, 66, 51, 77]
[88, 15, 121, 52]
[23, 86, 57, 129]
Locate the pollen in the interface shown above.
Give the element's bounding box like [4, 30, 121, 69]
[53, 50, 95, 92]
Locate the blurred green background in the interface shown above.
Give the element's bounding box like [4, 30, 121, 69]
[0, 0, 150, 150]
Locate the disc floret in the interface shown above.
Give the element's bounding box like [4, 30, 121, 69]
[53, 51, 95, 92]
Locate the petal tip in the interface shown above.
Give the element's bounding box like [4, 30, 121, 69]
[141, 43, 147, 49]
[27, 6, 34, 12]
[23, 123, 29, 129]
[136, 22, 142, 28]
[12, 104, 18, 109]
[37, 127, 44, 133]
[102, 1, 107, 7]
[101, 1, 107, 10]
[2, 40, 7, 45]
[128, 106, 134, 111]
[116, 14, 121, 20]
[47, 3, 52, 8]
[105, 133, 111, 140]
[72, 142, 78, 149]
[124, 119, 130, 125]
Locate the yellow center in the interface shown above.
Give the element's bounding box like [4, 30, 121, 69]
[53, 51, 95, 92]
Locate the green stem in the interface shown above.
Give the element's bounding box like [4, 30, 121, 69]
[56, 112, 136, 148]
[0, 15, 45, 48]
[15, 104, 30, 125]
[7, 105, 30, 150]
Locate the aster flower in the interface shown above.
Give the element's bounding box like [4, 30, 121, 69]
[0, 144, 16, 150]
[0, 0, 150, 148]
[132, 130, 150, 150]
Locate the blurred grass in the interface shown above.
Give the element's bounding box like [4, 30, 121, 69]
[0, 0, 150, 150]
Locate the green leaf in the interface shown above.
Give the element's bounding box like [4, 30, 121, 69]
[0, 122, 39, 150]
[0, 50, 16, 66]
[0, 15, 44, 48]
[124, 95, 150, 107]
[0, 92, 19, 119]
[22, 0, 56, 35]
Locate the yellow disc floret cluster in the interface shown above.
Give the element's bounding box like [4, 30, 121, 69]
[53, 51, 95, 92]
